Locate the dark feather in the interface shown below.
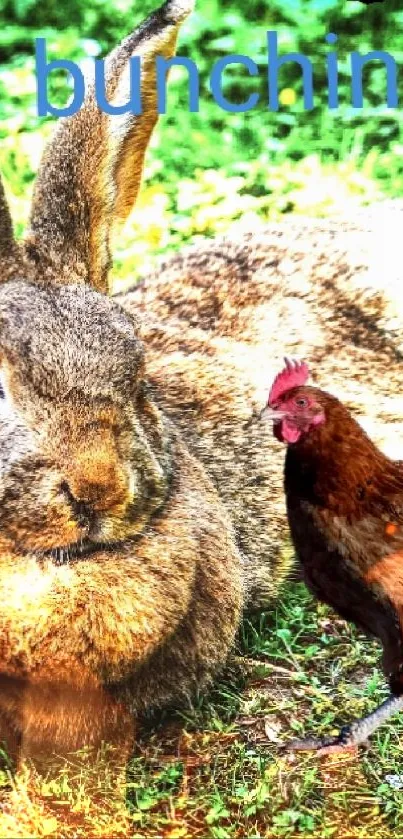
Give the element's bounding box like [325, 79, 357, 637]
[284, 387, 403, 694]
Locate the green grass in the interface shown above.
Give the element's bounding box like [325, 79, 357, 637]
[123, 584, 403, 838]
[3, 581, 403, 838]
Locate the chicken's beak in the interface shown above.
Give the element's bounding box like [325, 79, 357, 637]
[259, 405, 285, 422]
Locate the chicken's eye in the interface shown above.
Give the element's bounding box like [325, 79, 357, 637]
[295, 397, 307, 408]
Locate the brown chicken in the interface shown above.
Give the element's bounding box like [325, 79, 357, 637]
[264, 358, 403, 752]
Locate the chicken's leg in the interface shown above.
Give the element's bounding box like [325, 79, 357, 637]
[284, 694, 403, 754]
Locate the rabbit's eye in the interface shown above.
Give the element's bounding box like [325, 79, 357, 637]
[137, 380, 148, 400]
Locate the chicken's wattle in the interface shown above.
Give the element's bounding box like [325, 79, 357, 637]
[275, 418, 301, 444]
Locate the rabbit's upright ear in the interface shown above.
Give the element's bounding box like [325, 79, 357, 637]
[25, 0, 194, 293]
[0, 176, 24, 282]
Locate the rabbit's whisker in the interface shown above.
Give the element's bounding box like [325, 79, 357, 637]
[42, 539, 125, 566]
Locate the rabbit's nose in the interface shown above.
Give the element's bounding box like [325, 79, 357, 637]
[64, 446, 130, 515]
[60, 481, 94, 525]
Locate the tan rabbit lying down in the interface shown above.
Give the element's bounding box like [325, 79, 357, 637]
[0, 0, 402, 762]
[0, 0, 243, 761]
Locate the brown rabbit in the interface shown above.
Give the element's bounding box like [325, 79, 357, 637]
[0, 0, 244, 768]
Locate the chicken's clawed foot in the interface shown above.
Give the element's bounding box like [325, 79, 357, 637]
[280, 693, 403, 756]
[283, 724, 361, 755]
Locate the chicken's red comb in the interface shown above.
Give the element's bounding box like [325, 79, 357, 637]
[268, 358, 310, 406]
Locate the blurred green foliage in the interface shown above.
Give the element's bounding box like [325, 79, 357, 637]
[0, 0, 402, 287]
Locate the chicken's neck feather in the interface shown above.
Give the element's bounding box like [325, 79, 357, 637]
[284, 394, 399, 515]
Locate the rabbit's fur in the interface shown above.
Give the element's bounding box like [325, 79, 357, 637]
[0, 279, 243, 757]
[0, 0, 402, 760]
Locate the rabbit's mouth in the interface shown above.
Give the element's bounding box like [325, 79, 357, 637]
[44, 538, 124, 565]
